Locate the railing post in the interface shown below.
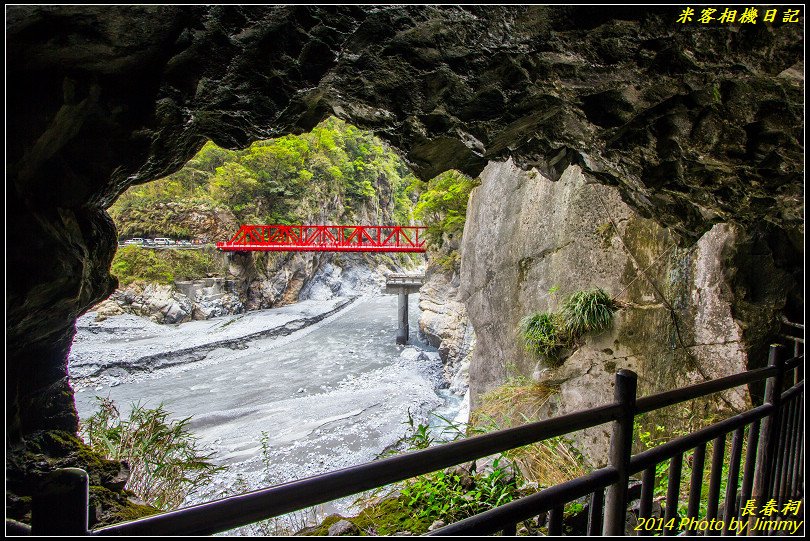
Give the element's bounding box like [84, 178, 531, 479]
[603, 369, 637, 536]
[31, 467, 89, 535]
[752, 345, 784, 520]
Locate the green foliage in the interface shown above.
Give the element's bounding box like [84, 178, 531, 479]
[80, 397, 224, 510]
[110, 117, 420, 230]
[521, 287, 618, 364]
[413, 170, 479, 250]
[387, 418, 523, 533]
[402, 409, 433, 450]
[633, 417, 747, 531]
[210, 162, 261, 213]
[400, 457, 520, 526]
[560, 288, 617, 336]
[110, 199, 213, 240]
[520, 312, 567, 358]
[111, 245, 221, 285]
[433, 252, 461, 272]
[303, 412, 525, 535]
[565, 502, 585, 515]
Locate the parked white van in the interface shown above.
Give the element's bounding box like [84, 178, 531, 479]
[154, 238, 173, 245]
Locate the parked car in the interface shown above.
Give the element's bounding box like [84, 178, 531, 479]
[124, 238, 144, 245]
[154, 237, 174, 245]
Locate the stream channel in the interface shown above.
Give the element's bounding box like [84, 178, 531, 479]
[70, 294, 464, 531]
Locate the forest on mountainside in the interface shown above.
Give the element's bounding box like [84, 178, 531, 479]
[111, 117, 423, 239]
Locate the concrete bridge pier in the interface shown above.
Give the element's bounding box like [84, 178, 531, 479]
[384, 273, 425, 345]
[396, 291, 409, 345]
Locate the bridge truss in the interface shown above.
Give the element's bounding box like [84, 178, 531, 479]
[216, 224, 427, 253]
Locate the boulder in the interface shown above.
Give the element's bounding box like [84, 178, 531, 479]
[328, 519, 359, 536]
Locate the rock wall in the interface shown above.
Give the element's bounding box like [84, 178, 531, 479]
[228, 251, 419, 309]
[460, 160, 792, 463]
[113, 202, 239, 244]
[94, 278, 245, 323]
[94, 251, 418, 323]
[418, 267, 475, 393]
[7, 5, 803, 443]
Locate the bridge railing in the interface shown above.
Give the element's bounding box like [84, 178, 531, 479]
[216, 224, 427, 253]
[31, 342, 804, 535]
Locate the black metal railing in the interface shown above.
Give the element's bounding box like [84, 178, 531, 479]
[30, 341, 804, 536]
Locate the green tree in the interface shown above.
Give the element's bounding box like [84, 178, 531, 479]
[110, 116, 423, 237]
[413, 170, 479, 249]
[210, 162, 261, 215]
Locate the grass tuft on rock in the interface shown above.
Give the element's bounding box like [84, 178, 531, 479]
[560, 288, 617, 336]
[520, 287, 618, 364]
[520, 312, 567, 358]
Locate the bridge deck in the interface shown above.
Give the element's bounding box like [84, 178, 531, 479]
[385, 273, 425, 293]
[217, 224, 427, 253]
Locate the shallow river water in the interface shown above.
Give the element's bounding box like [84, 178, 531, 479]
[71, 294, 458, 528]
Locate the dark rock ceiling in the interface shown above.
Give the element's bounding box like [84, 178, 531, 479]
[6, 5, 803, 440]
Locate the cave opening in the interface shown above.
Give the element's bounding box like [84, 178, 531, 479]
[7, 5, 803, 532]
[60, 116, 480, 526]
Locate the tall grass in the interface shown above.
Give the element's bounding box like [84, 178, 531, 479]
[520, 312, 567, 358]
[521, 287, 617, 363]
[470, 379, 588, 487]
[560, 288, 617, 336]
[80, 397, 224, 510]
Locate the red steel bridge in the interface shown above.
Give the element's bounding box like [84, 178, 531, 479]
[216, 224, 426, 253]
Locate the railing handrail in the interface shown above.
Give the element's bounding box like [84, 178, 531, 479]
[430, 376, 806, 537]
[94, 403, 624, 535]
[634, 365, 777, 414]
[45, 351, 802, 536]
[429, 467, 620, 536]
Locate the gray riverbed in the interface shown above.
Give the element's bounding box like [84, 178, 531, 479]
[70, 294, 454, 529]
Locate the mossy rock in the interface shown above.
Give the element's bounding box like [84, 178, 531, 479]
[300, 496, 434, 536]
[89, 486, 160, 528]
[5, 430, 157, 529]
[298, 513, 345, 536]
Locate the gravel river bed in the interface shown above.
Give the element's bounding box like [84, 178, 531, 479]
[70, 294, 461, 534]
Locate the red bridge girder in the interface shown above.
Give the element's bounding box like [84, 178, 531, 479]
[216, 224, 427, 252]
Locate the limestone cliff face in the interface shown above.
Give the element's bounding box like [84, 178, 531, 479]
[113, 202, 239, 244]
[418, 267, 475, 390]
[230, 251, 413, 309]
[96, 250, 415, 323]
[460, 161, 792, 462]
[93, 279, 245, 323]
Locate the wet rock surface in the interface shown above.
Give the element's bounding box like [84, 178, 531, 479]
[418, 268, 474, 393]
